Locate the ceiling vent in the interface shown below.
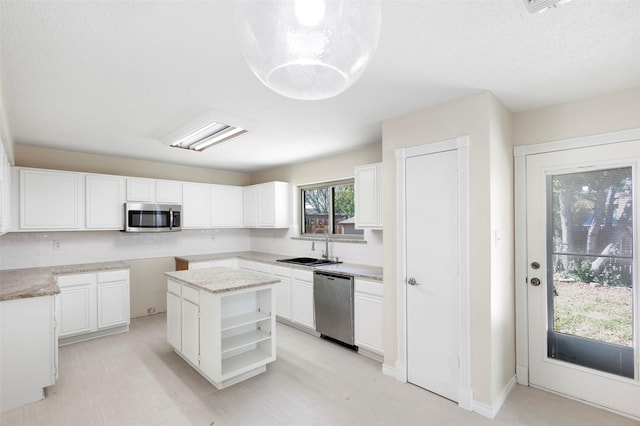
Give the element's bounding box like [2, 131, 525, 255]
[523, 0, 571, 13]
[161, 111, 248, 152]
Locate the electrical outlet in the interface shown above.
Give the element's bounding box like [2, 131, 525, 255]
[53, 240, 61, 250]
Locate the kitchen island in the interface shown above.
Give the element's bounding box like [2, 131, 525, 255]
[164, 267, 279, 389]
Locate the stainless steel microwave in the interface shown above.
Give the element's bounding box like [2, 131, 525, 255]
[124, 203, 181, 232]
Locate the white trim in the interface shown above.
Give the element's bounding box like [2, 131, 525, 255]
[514, 147, 529, 386]
[515, 128, 640, 156]
[473, 376, 517, 419]
[395, 135, 471, 410]
[381, 363, 396, 378]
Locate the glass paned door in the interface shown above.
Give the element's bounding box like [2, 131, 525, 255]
[525, 139, 639, 418]
[548, 167, 633, 378]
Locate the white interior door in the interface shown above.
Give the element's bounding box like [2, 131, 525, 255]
[405, 149, 459, 402]
[526, 140, 639, 418]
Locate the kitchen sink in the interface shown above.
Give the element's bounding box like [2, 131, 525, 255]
[277, 257, 340, 266]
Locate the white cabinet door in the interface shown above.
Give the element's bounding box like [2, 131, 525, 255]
[292, 279, 314, 329]
[354, 279, 383, 355]
[182, 182, 211, 228]
[57, 274, 97, 337]
[166, 291, 181, 351]
[156, 180, 182, 204]
[181, 299, 200, 366]
[354, 163, 382, 229]
[243, 185, 258, 227]
[243, 182, 289, 228]
[86, 174, 125, 229]
[211, 184, 243, 227]
[97, 271, 129, 330]
[126, 178, 155, 202]
[257, 182, 275, 226]
[20, 168, 82, 229]
[276, 277, 292, 320]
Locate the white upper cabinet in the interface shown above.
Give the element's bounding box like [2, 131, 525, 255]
[182, 182, 211, 228]
[156, 180, 182, 204]
[243, 181, 289, 228]
[211, 184, 243, 227]
[20, 168, 82, 230]
[126, 178, 155, 202]
[354, 163, 383, 229]
[243, 185, 259, 227]
[86, 174, 125, 230]
[127, 178, 182, 204]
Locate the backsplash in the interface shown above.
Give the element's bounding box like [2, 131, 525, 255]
[0, 226, 383, 270]
[248, 226, 383, 267]
[0, 229, 251, 270]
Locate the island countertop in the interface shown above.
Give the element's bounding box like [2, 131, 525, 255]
[165, 267, 279, 294]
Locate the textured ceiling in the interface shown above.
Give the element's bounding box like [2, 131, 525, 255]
[1, 0, 639, 172]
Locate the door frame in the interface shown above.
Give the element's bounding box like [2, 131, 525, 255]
[514, 128, 640, 386]
[395, 135, 472, 411]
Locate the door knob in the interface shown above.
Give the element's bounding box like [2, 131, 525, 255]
[530, 277, 541, 286]
[407, 277, 418, 286]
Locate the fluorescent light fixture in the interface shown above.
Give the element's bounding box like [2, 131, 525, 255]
[162, 112, 248, 152]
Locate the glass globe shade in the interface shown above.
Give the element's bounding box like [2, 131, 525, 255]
[234, 0, 381, 100]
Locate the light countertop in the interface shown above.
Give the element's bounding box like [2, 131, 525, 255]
[165, 267, 279, 294]
[0, 261, 129, 301]
[175, 251, 383, 281]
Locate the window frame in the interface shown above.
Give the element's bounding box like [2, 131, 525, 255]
[299, 178, 363, 239]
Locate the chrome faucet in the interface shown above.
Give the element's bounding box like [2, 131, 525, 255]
[322, 231, 330, 260]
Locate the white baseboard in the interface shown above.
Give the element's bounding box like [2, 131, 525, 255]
[457, 386, 473, 411]
[381, 363, 396, 377]
[473, 375, 517, 419]
[516, 365, 529, 385]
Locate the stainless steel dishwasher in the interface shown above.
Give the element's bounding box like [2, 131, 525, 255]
[313, 271, 356, 348]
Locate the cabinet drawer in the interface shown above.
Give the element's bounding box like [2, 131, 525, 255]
[167, 280, 181, 296]
[271, 265, 290, 278]
[182, 285, 199, 304]
[291, 268, 313, 282]
[254, 262, 271, 274]
[355, 279, 383, 297]
[57, 273, 95, 288]
[97, 269, 129, 283]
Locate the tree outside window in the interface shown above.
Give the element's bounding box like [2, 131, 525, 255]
[302, 181, 363, 236]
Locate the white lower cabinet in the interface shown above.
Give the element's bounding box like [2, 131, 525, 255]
[354, 278, 384, 358]
[291, 269, 314, 329]
[57, 269, 130, 344]
[97, 270, 130, 329]
[271, 264, 292, 321]
[0, 295, 57, 413]
[166, 279, 275, 389]
[58, 273, 97, 337]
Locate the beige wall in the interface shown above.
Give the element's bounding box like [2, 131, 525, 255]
[488, 94, 515, 401]
[249, 143, 381, 185]
[382, 91, 498, 405]
[14, 144, 250, 185]
[513, 86, 640, 146]
[126, 257, 176, 318]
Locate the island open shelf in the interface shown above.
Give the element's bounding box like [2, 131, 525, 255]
[165, 267, 279, 389]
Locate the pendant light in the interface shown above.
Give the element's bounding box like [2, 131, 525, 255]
[234, 0, 381, 101]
